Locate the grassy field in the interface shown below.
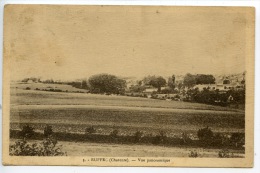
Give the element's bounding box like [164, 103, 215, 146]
[11, 83, 243, 112]
[10, 83, 245, 157]
[10, 104, 244, 137]
[11, 82, 88, 93]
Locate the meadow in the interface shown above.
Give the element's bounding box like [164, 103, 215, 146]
[9, 83, 245, 157]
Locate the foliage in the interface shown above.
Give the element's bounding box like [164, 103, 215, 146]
[20, 125, 35, 139]
[9, 137, 66, 156]
[42, 79, 54, 84]
[88, 74, 126, 94]
[143, 75, 166, 92]
[85, 126, 96, 134]
[133, 130, 143, 143]
[160, 88, 172, 94]
[197, 126, 213, 141]
[81, 80, 88, 89]
[167, 76, 176, 90]
[189, 150, 199, 158]
[129, 85, 146, 93]
[67, 80, 89, 90]
[21, 77, 40, 83]
[183, 73, 196, 88]
[150, 76, 166, 92]
[195, 74, 215, 85]
[153, 130, 167, 144]
[230, 132, 245, 147]
[183, 74, 215, 88]
[181, 132, 192, 144]
[227, 89, 245, 104]
[44, 125, 53, 137]
[184, 87, 245, 107]
[110, 129, 119, 138]
[218, 149, 233, 158]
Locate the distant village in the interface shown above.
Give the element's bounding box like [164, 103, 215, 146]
[17, 72, 246, 108]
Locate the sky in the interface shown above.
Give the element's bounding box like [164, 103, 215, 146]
[5, 5, 249, 81]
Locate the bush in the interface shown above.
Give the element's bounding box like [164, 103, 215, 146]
[230, 132, 245, 147]
[85, 126, 96, 134]
[110, 129, 119, 138]
[218, 149, 232, 158]
[20, 125, 35, 139]
[44, 125, 53, 137]
[197, 126, 213, 142]
[153, 130, 167, 144]
[25, 87, 31, 90]
[181, 132, 192, 145]
[133, 130, 143, 143]
[189, 150, 199, 158]
[9, 137, 66, 156]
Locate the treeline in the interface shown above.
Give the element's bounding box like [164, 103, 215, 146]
[183, 88, 245, 107]
[183, 73, 215, 87]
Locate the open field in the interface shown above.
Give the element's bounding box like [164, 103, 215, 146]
[10, 86, 245, 136]
[11, 104, 244, 137]
[11, 84, 243, 112]
[10, 85, 245, 157]
[11, 82, 88, 93]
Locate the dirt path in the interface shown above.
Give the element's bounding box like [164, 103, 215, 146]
[57, 141, 245, 158]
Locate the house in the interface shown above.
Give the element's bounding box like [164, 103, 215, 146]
[193, 79, 244, 92]
[143, 87, 158, 93]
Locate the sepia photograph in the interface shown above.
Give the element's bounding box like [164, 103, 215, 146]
[2, 5, 255, 167]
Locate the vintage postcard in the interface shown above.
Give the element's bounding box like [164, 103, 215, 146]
[2, 5, 255, 167]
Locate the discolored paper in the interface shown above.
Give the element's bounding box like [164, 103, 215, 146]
[2, 5, 255, 167]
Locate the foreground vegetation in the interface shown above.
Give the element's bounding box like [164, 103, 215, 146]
[9, 137, 66, 156]
[10, 125, 245, 153]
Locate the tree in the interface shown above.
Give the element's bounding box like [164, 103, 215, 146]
[142, 75, 166, 92]
[183, 73, 196, 88]
[143, 75, 157, 85]
[151, 76, 166, 92]
[168, 75, 176, 90]
[88, 74, 126, 94]
[129, 85, 146, 93]
[195, 74, 215, 84]
[20, 125, 35, 139]
[81, 80, 88, 89]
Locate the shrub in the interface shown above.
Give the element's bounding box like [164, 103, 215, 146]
[110, 129, 119, 138]
[197, 126, 213, 141]
[25, 87, 31, 90]
[9, 137, 66, 156]
[181, 132, 192, 144]
[230, 132, 245, 147]
[85, 126, 96, 134]
[20, 125, 35, 139]
[44, 125, 53, 137]
[218, 149, 232, 158]
[133, 130, 143, 143]
[153, 130, 167, 144]
[188, 150, 199, 158]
